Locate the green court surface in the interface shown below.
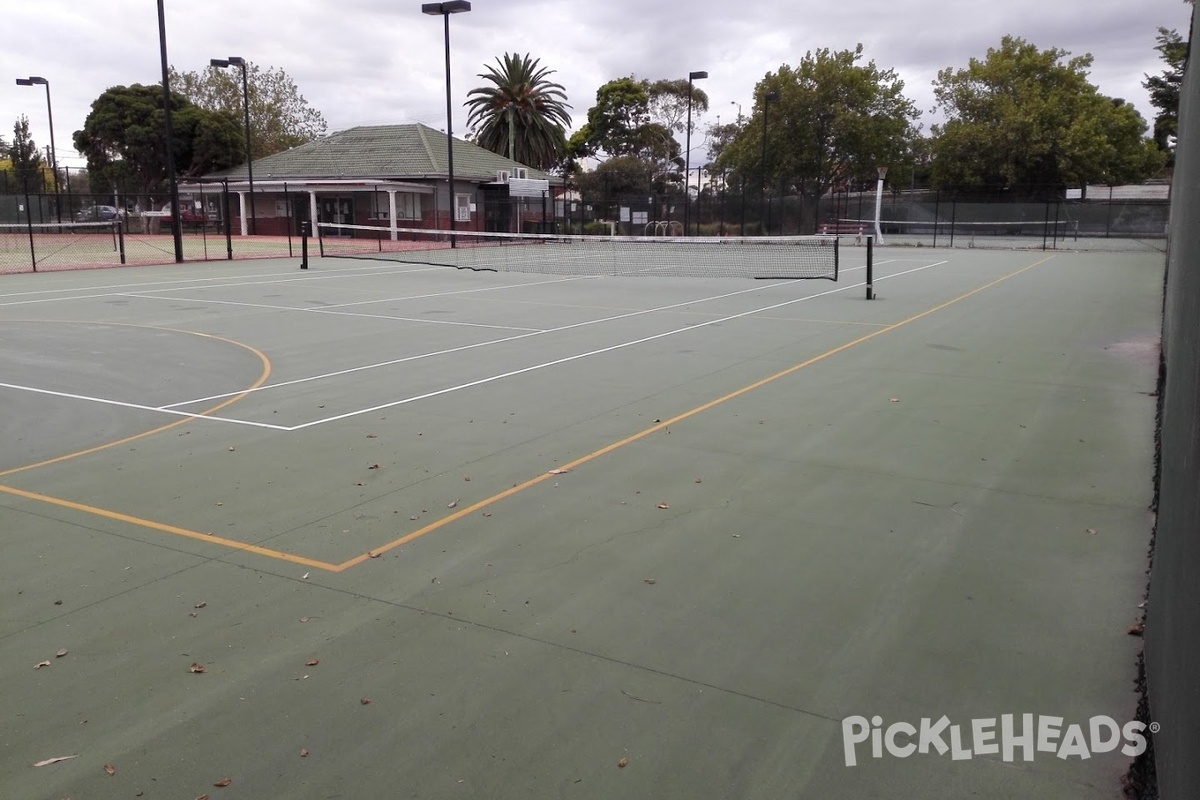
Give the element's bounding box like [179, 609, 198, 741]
[0, 245, 1161, 798]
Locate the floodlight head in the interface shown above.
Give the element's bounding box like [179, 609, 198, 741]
[689, 71, 708, 80]
[423, 0, 471, 13]
[210, 58, 230, 68]
[226, 56, 246, 67]
[28, 76, 48, 85]
[16, 78, 34, 85]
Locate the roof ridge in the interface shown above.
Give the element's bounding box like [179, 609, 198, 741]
[415, 124, 441, 174]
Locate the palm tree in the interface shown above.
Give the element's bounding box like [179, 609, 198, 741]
[465, 53, 572, 171]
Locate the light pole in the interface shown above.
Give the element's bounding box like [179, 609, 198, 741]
[210, 57, 256, 235]
[16, 76, 59, 222]
[156, 0, 184, 262]
[760, 91, 778, 235]
[683, 70, 707, 237]
[422, 1, 471, 246]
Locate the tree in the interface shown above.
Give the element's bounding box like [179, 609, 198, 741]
[1143, 27, 1188, 157]
[646, 78, 710, 135]
[465, 53, 572, 171]
[73, 84, 244, 202]
[931, 36, 1163, 195]
[714, 46, 919, 232]
[568, 77, 653, 160]
[8, 115, 46, 191]
[169, 63, 327, 159]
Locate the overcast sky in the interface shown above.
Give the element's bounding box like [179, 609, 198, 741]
[2, 0, 1191, 170]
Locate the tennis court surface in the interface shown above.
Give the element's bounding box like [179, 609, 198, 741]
[1, 244, 1161, 798]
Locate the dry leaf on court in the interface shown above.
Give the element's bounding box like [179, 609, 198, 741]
[305, 659, 319, 666]
[213, 777, 232, 787]
[463, 475, 471, 481]
[32, 755, 77, 767]
[447, 500, 458, 509]
[196, 795, 210, 800]
[410, 515, 418, 521]
[360, 697, 372, 705]
[368, 552, 381, 559]
[1086, 528, 1098, 535]
[299, 616, 311, 623]
[617, 757, 629, 768]
[300, 748, 309, 758]
[1128, 623, 1145, 637]
[34, 660, 51, 669]
[194, 602, 207, 609]
[368, 464, 381, 470]
[104, 764, 116, 776]
[889, 397, 900, 403]
[644, 578, 656, 585]
[548, 468, 570, 475]
[189, 662, 206, 674]
[694, 478, 702, 483]
[656, 503, 670, 510]
[55, 649, 68, 658]
[366, 434, 378, 439]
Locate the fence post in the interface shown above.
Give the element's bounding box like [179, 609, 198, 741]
[285, 182, 293, 257]
[949, 196, 957, 248]
[24, 179, 37, 272]
[933, 189, 940, 248]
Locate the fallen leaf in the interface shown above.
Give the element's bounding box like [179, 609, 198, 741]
[302, 573, 309, 580]
[482, 512, 492, 517]
[194, 602, 207, 609]
[55, 649, 68, 658]
[34, 660, 51, 669]
[54, 600, 62, 605]
[463, 476, 471, 481]
[366, 434, 378, 438]
[228, 446, 236, 452]
[1086, 528, 1098, 535]
[732, 534, 741, 538]
[1128, 623, 1145, 637]
[189, 662, 206, 674]
[694, 478, 702, 483]
[300, 748, 309, 758]
[617, 757, 629, 768]
[368, 464, 381, 470]
[548, 468, 570, 475]
[368, 552, 381, 559]
[656, 503, 670, 510]
[299, 616, 311, 623]
[213, 777, 232, 787]
[644, 578, 657, 585]
[104, 764, 116, 776]
[889, 397, 900, 403]
[305, 659, 319, 666]
[214, 502, 223, 507]
[410, 515, 418, 521]
[447, 500, 458, 509]
[32, 755, 77, 767]
[360, 697, 372, 705]
[196, 795, 210, 800]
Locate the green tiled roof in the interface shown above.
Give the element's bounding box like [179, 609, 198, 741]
[208, 124, 557, 183]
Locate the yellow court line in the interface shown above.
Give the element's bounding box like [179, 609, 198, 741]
[336, 254, 1056, 570]
[0, 323, 273, 479]
[0, 483, 339, 571]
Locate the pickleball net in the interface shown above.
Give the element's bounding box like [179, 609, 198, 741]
[314, 223, 840, 280]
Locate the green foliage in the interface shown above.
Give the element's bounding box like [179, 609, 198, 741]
[169, 62, 328, 159]
[573, 154, 654, 206]
[713, 45, 919, 230]
[1143, 27, 1188, 155]
[646, 78, 710, 135]
[465, 53, 572, 171]
[931, 36, 1163, 194]
[6, 115, 47, 191]
[570, 77, 654, 159]
[73, 84, 244, 198]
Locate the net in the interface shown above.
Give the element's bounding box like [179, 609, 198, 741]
[835, 217, 1073, 249]
[0, 221, 122, 273]
[314, 223, 839, 280]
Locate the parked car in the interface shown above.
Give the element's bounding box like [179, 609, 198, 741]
[76, 205, 123, 222]
[159, 203, 219, 229]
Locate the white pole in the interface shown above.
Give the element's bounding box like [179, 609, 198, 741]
[874, 166, 888, 245]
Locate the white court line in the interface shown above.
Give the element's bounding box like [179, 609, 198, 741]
[0, 381, 290, 430]
[0, 259, 433, 304]
[120, 293, 546, 333]
[284, 263, 945, 431]
[157, 270, 861, 410]
[0, 256, 925, 429]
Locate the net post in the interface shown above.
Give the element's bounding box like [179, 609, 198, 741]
[117, 219, 126, 265]
[866, 235, 874, 299]
[223, 179, 233, 260]
[24, 181, 37, 273]
[299, 220, 310, 269]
